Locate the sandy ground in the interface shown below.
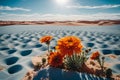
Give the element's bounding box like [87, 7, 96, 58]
[0, 25, 120, 80]
[22, 53, 120, 80]
[0, 65, 5, 71]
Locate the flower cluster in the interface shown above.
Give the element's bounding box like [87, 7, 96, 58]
[39, 35, 105, 74]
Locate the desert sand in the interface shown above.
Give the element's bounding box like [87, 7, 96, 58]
[22, 53, 120, 80]
[0, 25, 120, 80]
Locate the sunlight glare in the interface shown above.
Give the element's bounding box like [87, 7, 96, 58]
[55, 0, 69, 5]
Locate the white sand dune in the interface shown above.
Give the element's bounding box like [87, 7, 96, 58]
[0, 25, 120, 80]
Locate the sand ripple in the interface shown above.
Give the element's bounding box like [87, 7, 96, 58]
[0, 26, 120, 80]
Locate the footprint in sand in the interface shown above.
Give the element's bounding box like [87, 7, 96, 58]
[8, 64, 23, 74]
[20, 50, 32, 56]
[4, 56, 19, 65]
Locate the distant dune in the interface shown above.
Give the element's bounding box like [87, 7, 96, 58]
[0, 20, 120, 26]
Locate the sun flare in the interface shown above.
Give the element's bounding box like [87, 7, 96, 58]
[55, 0, 69, 5]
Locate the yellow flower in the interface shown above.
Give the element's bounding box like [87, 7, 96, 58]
[40, 36, 53, 44]
[56, 36, 83, 56]
[48, 52, 63, 67]
[91, 51, 100, 60]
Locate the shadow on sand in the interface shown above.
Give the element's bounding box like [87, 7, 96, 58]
[33, 67, 107, 80]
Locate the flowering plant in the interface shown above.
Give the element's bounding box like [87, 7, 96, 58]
[56, 36, 83, 56]
[48, 52, 63, 67]
[40, 35, 53, 52]
[90, 51, 105, 75]
[39, 36, 111, 77]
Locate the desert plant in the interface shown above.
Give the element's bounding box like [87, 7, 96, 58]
[64, 49, 90, 71]
[64, 54, 82, 70]
[91, 51, 105, 76]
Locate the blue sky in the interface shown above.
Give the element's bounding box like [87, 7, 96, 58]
[0, 0, 120, 21]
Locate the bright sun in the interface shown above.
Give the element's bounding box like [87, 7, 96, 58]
[55, 0, 69, 5]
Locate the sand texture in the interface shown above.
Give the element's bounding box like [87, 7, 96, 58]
[0, 25, 120, 80]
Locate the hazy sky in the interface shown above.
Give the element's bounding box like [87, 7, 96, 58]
[0, 0, 120, 21]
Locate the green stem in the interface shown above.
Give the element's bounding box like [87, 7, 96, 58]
[48, 44, 50, 53]
[97, 58, 104, 75]
[97, 58, 102, 67]
[46, 41, 50, 53]
[101, 57, 105, 72]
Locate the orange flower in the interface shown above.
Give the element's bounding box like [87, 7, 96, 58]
[91, 51, 100, 60]
[56, 36, 83, 56]
[48, 52, 63, 67]
[40, 36, 53, 44]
